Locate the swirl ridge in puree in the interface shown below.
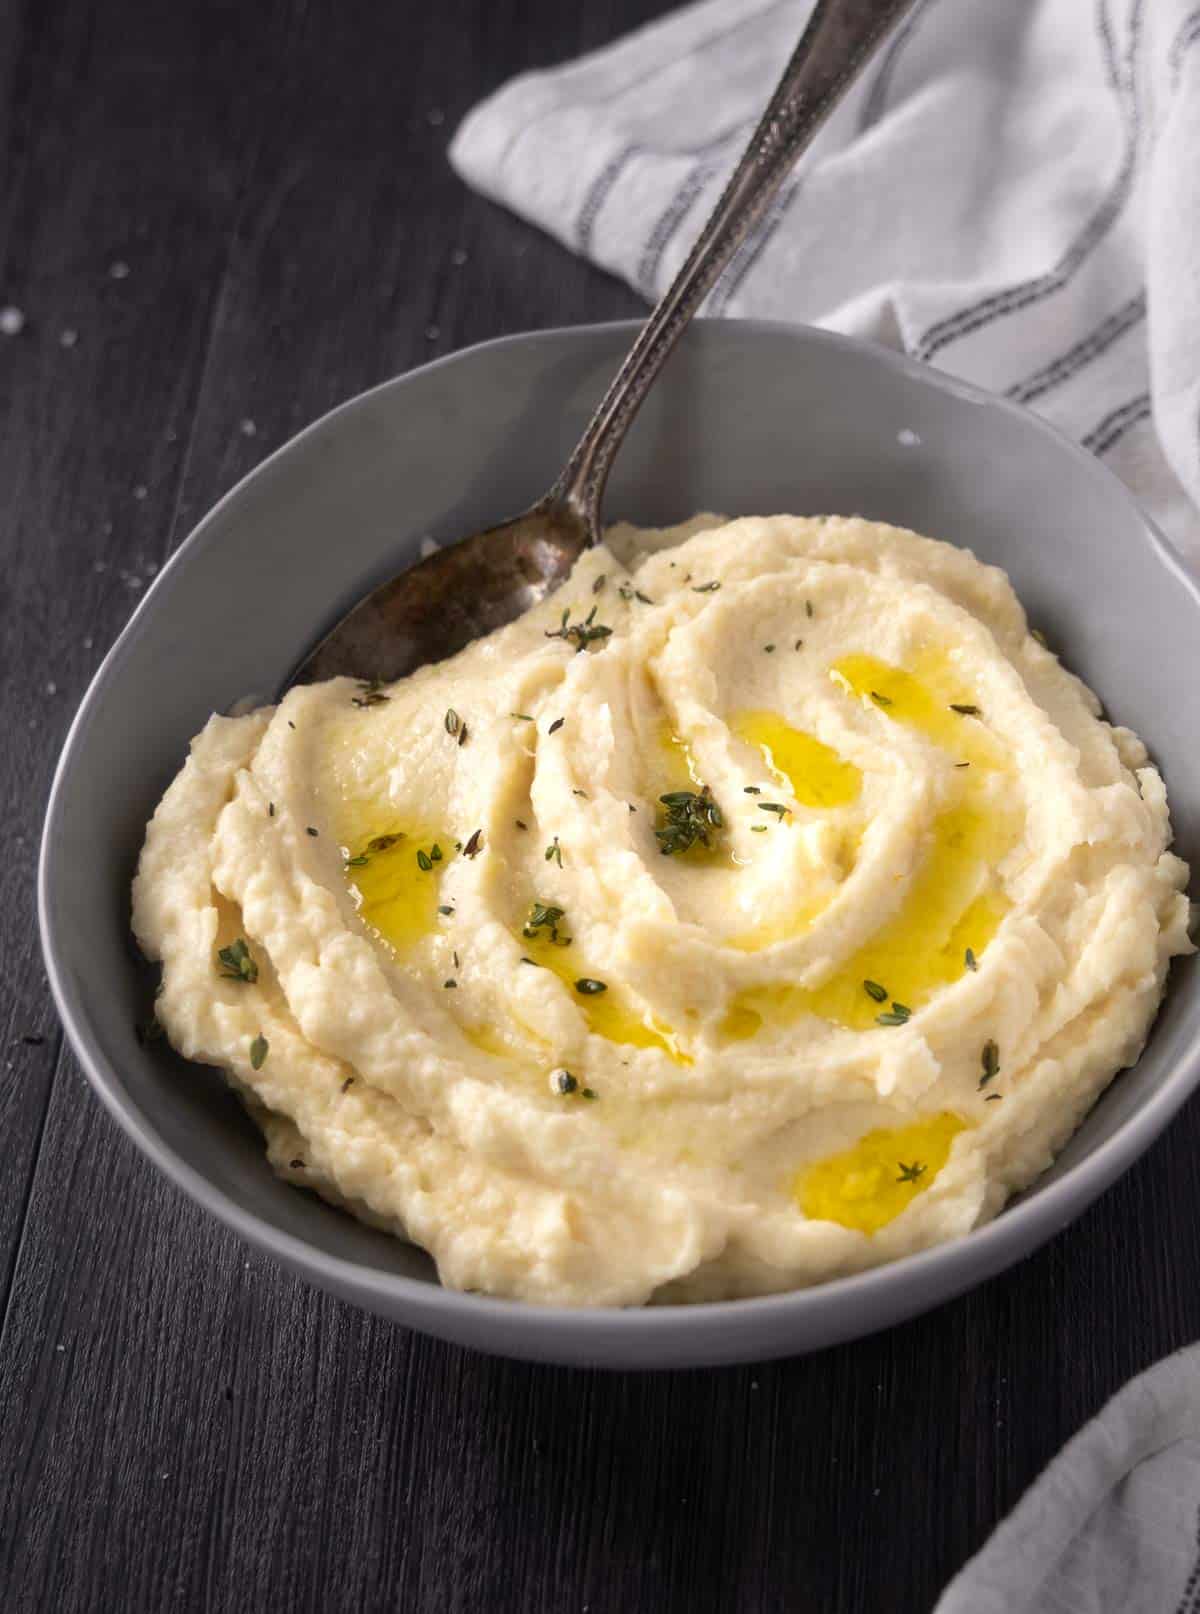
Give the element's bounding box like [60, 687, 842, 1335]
[132, 515, 1194, 1306]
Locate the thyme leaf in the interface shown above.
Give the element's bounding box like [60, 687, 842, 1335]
[655, 785, 724, 856]
[217, 938, 258, 985]
[876, 1001, 911, 1026]
[544, 606, 614, 653]
[979, 1039, 1000, 1089]
[523, 902, 571, 946]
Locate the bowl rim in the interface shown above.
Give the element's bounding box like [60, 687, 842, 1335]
[39, 316, 1200, 1352]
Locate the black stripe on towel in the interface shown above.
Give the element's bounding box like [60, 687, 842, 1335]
[636, 120, 752, 296]
[705, 167, 808, 317]
[573, 0, 792, 256]
[575, 144, 644, 255]
[911, 0, 1143, 364]
[1006, 290, 1146, 407]
[1169, 6, 1200, 91]
[1081, 392, 1151, 457]
[1174, 1497, 1200, 1612]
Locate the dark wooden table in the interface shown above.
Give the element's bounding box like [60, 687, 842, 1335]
[3, 1, 1199, 1609]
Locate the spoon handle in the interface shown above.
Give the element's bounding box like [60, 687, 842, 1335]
[550, 0, 917, 534]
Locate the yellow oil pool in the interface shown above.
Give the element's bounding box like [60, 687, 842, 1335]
[521, 922, 690, 1064]
[726, 812, 1011, 1036]
[719, 712, 862, 951]
[731, 710, 861, 808]
[829, 649, 1004, 770]
[660, 722, 703, 790]
[794, 1112, 967, 1233]
[654, 721, 732, 868]
[342, 824, 449, 952]
[724, 653, 1016, 1037]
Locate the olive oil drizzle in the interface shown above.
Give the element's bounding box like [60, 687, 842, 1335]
[725, 650, 1015, 1037]
[794, 1112, 967, 1233]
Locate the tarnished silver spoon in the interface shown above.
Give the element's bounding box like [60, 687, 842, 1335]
[294, 0, 915, 687]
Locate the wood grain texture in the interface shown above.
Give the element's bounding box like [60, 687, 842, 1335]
[1, 2, 1198, 1611]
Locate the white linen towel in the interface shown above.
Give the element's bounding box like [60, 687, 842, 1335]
[934, 1342, 1200, 1613]
[449, 0, 1200, 563]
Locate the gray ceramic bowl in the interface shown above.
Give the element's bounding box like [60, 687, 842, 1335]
[40, 320, 1200, 1369]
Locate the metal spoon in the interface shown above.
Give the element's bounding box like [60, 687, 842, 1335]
[294, 0, 915, 687]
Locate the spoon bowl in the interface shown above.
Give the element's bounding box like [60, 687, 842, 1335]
[294, 501, 588, 685]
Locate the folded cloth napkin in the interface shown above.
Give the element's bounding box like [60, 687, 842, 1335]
[449, 0, 1200, 563]
[935, 1342, 1200, 1614]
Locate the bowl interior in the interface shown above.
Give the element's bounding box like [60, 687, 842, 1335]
[42, 320, 1200, 1336]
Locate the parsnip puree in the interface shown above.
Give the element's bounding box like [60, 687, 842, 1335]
[132, 514, 1193, 1305]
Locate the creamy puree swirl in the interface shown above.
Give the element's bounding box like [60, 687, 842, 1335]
[132, 515, 1194, 1305]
